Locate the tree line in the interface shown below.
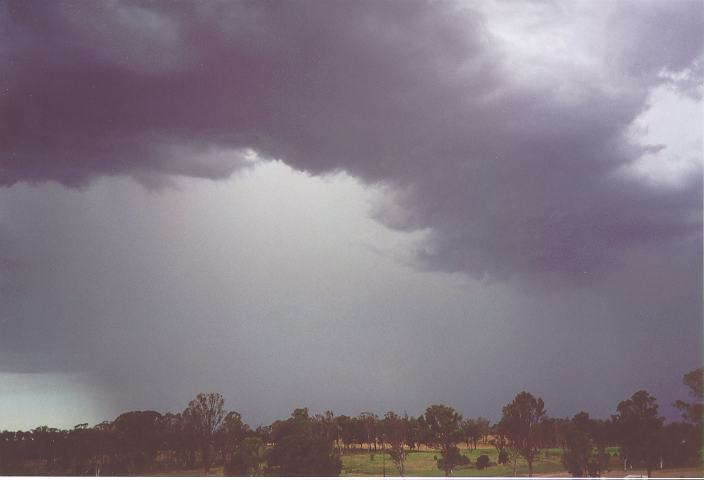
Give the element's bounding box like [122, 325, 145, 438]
[1, 368, 701, 477]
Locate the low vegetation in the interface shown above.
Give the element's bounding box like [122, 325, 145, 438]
[1, 368, 701, 477]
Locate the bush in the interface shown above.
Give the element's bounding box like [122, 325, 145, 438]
[436, 446, 469, 474]
[476, 454, 490, 470]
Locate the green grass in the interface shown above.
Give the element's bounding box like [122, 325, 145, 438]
[150, 466, 224, 476]
[341, 447, 571, 477]
[144, 446, 699, 477]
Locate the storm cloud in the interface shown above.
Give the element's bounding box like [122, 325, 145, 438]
[0, 0, 702, 427]
[2, 0, 701, 280]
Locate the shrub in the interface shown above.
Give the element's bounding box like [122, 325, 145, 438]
[476, 454, 490, 470]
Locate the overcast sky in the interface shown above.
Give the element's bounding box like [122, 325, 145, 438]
[0, 0, 702, 431]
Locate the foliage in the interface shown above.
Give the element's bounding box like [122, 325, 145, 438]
[561, 423, 592, 477]
[111, 410, 162, 473]
[224, 436, 264, 476]
[419, 405, 468, 476]
[674, 368, 703, 426]
[475, 454, 490, 470]
[382, 411, 409, 476]
[266, 408, 342, 476]
[659, 422, 703, 468]
[613, 390, 663, 477]
[216, 411, 250, 464]
[437, 445, 469, 473]
[358, 412, 379, 452]
[335, 415, 355, 452]
[499, 391, 547, 477]
[182, 392, 227, 473]
[462, 419, 482, 449]
[558, 411, 613, 478]
[2, 379, 702, 476]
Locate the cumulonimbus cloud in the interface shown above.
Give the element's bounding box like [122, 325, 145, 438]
[1, 0, 701, 280]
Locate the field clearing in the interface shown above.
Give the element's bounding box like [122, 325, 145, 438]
[150, 466, 225, 476]
[340, 447, 701, 477]
[342, 447, 573, 477]
[147, 447, 703, 477]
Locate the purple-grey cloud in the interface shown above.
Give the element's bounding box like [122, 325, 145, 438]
[1, 0, 701, 282]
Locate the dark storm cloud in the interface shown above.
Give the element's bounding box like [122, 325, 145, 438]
[1, 0, 701, 282]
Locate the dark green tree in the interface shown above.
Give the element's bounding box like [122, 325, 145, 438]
[266, 408, 342, 476]
[216, 411, 250, 464]
[673, 368, 703, 426]
[182, 392, 226, 473]
[658, 422, 702, 468]
[382, 411, 409, 476]
[613, 390, 663, 477]
[315, 410, 338, 450]
[111, 410, 163, 474]
[499, 391, 547, 477]
[225, 436, 265, 476]
[359, 412, 379, 452]
[561, 426, 592, 477]
[419, 405, 468, 476]
[462, 419, 481, 449]
[475, 417, 491, 444]
[335, 415, 355, 452]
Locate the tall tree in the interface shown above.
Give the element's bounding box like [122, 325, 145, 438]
[315, 410, 338, 450]
[560, 412, 607, 477]
[499, 391, 547, 477]
[159, 412, 190, 467]
[335, 415, 355, 452]
[562, 428, 592, 478]
[216, 411, 249, 464]
[419, 405, 469, 476]
[403, 416, 420, 451]
[382, 411, 409, 476]
[182, 392, 226, 473]
[461, 419, 480, 449]
[111, 410, 163, 474]
[358, 412, 378, 452]
[613, 390, 663, 477]
[475, 417, 491, 444]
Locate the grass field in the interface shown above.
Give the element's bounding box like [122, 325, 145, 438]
[149, 446, 703, 477]
[341, 447, 572, 477]
[151, 466, 225, 476]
